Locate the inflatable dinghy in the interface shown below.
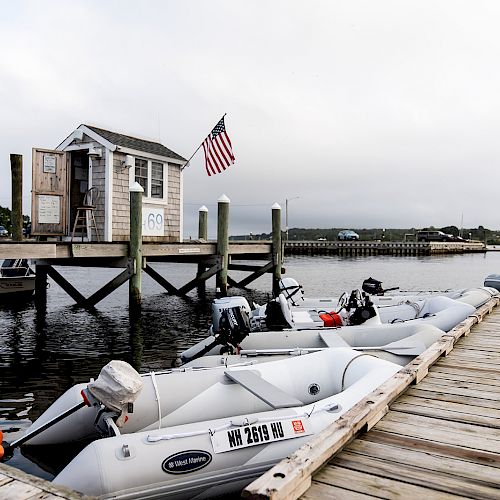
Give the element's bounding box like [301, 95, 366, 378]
[19, 346, 398, 448]
[181, 294, 474, 364]
[279, 277, 499, 310]
[50, 348, 400, 499]
[183, 322, 445, 367]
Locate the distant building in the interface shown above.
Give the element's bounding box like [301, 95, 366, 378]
[31, 124, 186, 242]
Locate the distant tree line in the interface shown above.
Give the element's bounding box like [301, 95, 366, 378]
[233, 225, 500, 244]
[0, 205, 30, 233]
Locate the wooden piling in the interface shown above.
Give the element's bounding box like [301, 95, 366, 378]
[34, 264, 48, 306]
[197, 205, 208, 295]
[10, 154, 23, 241]
[272, 202, 282, 296]
[129, 182, 143, 309]
[216, 194, 230, 296]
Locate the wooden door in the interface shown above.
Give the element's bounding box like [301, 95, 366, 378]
[31, 148, 68, 236]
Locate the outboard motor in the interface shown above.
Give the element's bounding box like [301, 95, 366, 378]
[215, 306, 251, 353]
[344, 289, 378, 326]
[211, 296, 251, 334]
[362, 277, 399, 296]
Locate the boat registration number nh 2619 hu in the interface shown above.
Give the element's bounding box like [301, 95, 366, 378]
[210, 418, 314, 453]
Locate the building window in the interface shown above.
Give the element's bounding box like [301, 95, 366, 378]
[135, 158, 148, 197]
[151, 161, 164, 198]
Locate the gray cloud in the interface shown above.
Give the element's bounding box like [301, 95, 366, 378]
[1, 0, 499, 237]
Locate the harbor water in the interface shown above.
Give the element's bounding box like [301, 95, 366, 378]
[1, 252, 499, 480]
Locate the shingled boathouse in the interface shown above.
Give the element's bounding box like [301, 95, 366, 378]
[31, 124, 186, 242]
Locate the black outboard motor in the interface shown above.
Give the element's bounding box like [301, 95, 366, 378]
[349, 293, 377, 325]
[344, 289, 378, 325]
[362, 277, 399, 296]
[178, 306, 251, 365]
[217, 306, 251, 351]
[362, 277, 385, 295]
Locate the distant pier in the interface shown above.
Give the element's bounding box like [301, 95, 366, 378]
[285, 240, 486, 257]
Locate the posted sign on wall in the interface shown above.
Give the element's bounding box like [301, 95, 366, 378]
[142, 207, 164, 236]
[37, 195, 61, 224]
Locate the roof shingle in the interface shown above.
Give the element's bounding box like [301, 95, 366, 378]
[84, 124, 186, 162]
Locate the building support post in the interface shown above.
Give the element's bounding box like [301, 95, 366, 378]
[129, 182, 143, 310]
[216, 195, 230, 296]
[10, 154, 23, 241]
[197, 205, 208, 296]
[34, 264, 48, 307]
[272, 202, 282, 296]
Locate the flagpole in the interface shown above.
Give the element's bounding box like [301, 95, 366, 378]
[181, 113, 227, 171]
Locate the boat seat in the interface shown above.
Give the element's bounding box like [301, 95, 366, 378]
[225, 370, 304, 409]
[319, 331, 351, 348]
[278, 293, 325, 329]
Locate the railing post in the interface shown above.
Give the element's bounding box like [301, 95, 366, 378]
[197, 205, 209, 295]
[10, 154, 23, 241]
[216, 194, 230, 296]
[129, 182, 143, 310]
[272, 202, 282, 295]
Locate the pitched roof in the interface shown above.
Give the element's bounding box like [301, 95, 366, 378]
[84, 124, 186, 162]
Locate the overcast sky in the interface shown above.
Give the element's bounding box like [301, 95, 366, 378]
[1, 0, 499, 238]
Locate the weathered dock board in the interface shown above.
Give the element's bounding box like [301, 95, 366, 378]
[0, 462, 92, 499]
[243, 297, 500, 499]
[285, 240, 486, 256]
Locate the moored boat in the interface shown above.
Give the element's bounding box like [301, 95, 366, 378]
[47, 349, 400, 498]
[184, 322, 446, 367]
[179, 292, 475, 364]
[0, 259, 35, 299]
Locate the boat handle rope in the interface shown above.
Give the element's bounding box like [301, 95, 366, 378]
[378, 300, 422, 318]
[146, 402, 339, 443]
[341, 353, 374, 391]
[150, 371, 162, 430]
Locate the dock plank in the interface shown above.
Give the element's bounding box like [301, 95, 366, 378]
[0, 478, 43, 499]
[301, 482, 377, 499]
[403, 387, 500, 410]
[330, 451, 500, 499]
[345, 439, 500, 485]
[312, 465, 467, 499]
[389, 400, 500, 428]
[0, 463, 89, 499]
[361, 430, 500, 468]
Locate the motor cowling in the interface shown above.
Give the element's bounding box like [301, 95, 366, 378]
[211, 297, 251, 334]
[342, 289, 378, 326]
[215, 306, 251, 352]
[362, 277, 385, 295]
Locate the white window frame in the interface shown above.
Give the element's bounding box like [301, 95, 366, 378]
[130, 156, 168, 204]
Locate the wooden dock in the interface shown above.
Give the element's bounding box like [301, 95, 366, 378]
[285, 240, 486, 256]
[0, 461, 91, 499]
[243, 296, 500, 499]
[0, 240, 280, 307]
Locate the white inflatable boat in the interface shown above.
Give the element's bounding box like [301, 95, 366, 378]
[50, 349, 400, 499]
[279, 276, 499, 310]
[183, 322, 446, 367]
[180, 292, 474, 365]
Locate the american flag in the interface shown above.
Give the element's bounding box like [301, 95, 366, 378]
[202, 116, 235, 176]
